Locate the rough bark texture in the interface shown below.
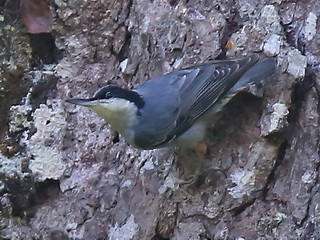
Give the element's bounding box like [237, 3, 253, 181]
[0, 0, 319, 239]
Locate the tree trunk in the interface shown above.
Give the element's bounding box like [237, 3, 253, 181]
[0, 0, 319, 239]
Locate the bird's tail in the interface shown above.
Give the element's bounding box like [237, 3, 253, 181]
[230, 57, 277, 92]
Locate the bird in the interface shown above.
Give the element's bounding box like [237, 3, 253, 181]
[66, 55, 277, 150]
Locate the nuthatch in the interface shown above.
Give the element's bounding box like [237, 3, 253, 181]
[66, 55, 276, 150]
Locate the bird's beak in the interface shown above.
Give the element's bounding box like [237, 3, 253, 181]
[65, 98, 95, 107]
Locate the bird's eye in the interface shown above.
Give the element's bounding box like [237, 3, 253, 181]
[105, 92, 113, 99]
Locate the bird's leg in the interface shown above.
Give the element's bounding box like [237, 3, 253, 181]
[195, 141, 208, 157]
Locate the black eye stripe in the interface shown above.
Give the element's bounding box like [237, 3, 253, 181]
[92, 85, 145, 109]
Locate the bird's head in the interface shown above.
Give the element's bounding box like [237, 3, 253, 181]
[66, 85, 144, 132]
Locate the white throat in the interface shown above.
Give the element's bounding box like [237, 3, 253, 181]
[89, 98, 138, 141]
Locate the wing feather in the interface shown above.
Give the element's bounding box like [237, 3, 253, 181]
[152, 55, 259, 147]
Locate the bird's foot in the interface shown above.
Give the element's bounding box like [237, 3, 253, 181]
[194, 141, 208, 157]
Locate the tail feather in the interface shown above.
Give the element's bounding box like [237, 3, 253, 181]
[230, 57, 277, 92]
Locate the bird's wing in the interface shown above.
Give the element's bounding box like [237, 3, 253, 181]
[151, 55, 259, 147]
[133, 55, 261, 149]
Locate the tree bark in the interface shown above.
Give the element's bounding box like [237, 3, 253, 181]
[0, 0, 319, 239]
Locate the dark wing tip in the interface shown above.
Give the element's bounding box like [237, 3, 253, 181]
[244, 57, 278, 80]
[258, 57, 278, 74]
[245, 55, 277, 75]
[238, 54, 259, 67]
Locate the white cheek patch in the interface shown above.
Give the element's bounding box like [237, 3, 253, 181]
[97, 99, 135, 112]
[89, 98, 138, 134]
